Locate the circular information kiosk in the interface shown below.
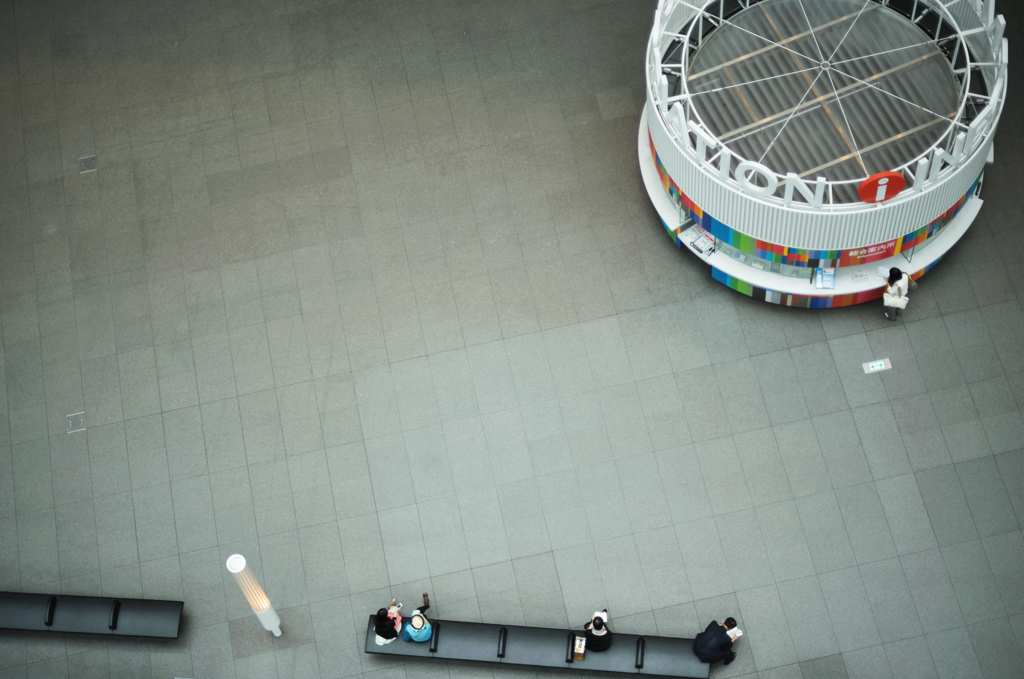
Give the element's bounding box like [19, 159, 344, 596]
[639, 0, 1008, 307]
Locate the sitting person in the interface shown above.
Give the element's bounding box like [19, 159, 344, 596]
[583, 609, 612, 652]
[402, 593, 432, 642]
[373, 599, 403, 645]
[692, 617, 740, 665]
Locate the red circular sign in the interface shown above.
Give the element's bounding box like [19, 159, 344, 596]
[858, 171, 906, 203]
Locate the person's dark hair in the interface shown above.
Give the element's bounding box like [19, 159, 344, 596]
[724, 617, 737, 630]
[592, 617, 605, 630]
[888, 268, 902, 286]
[374, 608, 390, 628]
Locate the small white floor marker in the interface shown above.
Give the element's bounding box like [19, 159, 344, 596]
[862, 358, 892, 374]
[67, 412, 86, 433]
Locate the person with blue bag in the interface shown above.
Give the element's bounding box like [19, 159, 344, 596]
[402, 593, 432, 642]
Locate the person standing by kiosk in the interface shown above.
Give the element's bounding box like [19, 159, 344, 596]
[883, 268, 912, 321]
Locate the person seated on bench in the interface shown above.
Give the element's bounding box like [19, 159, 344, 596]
[402, 593, 432, 642]
[373, 599, 403, 645]
[583, 609, 612, 652]
[693, 617, 740, 665]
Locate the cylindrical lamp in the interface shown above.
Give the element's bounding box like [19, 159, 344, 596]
[226, 554, 282, 637]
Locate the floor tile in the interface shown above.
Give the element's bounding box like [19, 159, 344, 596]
[901, 549, 964, 634]
[819, 567, 882, 653]
[778, 576, 841, 661]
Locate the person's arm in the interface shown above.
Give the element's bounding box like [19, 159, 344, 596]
[714, 627, 733, 650]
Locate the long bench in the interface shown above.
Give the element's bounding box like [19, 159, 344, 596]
[0, 592, 184, 639]
[364, 616, 710, 678]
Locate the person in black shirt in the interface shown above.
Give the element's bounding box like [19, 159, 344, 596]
[583, 609, 612, 652]
[373, 602, 402, 645]
[692, 617, 738, 665]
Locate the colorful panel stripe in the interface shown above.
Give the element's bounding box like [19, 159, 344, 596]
[710, 259, 944, 308]
[649, 132, 977, 269]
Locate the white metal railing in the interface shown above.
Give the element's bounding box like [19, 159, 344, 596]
[645, 0, 1007, 210]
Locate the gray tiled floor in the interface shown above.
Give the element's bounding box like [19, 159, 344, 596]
[1, 0, 1024, 678]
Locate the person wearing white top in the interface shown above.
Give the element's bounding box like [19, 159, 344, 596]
[883, 267, 911, 321]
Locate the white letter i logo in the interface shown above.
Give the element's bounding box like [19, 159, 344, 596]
[875, 177, 889, 202]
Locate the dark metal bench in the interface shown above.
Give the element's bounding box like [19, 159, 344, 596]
[364, 616, 710, 678]
[0, 592, 184, 639]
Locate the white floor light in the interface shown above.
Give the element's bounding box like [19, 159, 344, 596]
[226, 554, 282, 637]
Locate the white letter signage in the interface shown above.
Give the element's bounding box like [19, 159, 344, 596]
[734, 160, 778, 197]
